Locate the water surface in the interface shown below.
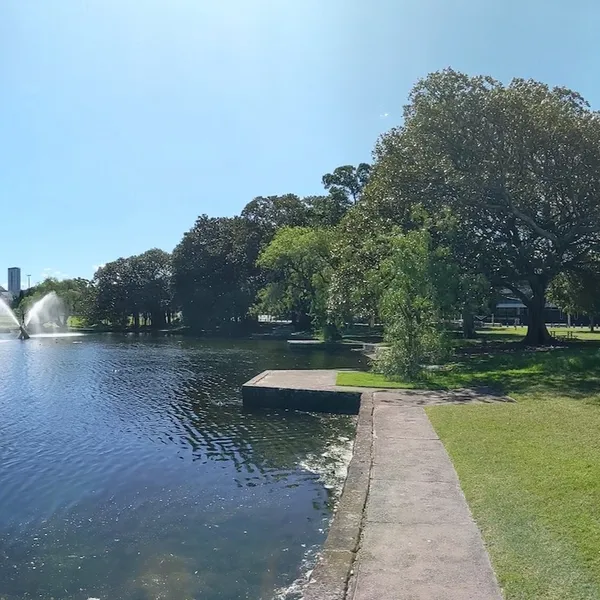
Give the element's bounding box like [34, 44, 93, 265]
[0, 335, 365, 600]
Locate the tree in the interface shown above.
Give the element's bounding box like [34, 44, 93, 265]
[376, 230, 454, 379]
[131, 249, 173, 328]
[305, 194, 350, 228]
[254, 227, 336, 336]
[322, 163, 371, 203]
[328, 209, 393, 327]
[366, 70, 600, 345]
[172, 215, 262, 332]
[240, 194, 309, 240]
[549, 271, 600, 331]
[93, 259, 135, 327]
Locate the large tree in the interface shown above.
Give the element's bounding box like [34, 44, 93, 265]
[172, 215, 262, 332]
[254, 226, 335, 334]
[240, 194, 309, 240]
[131, 249, 173, 328]
[366, 70, 600, 344]
[92, 258, 136, 327]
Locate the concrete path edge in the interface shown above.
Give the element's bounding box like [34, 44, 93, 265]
[303, 392, 374, 600]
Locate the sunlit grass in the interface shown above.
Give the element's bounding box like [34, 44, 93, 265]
[428, 386, 600, 599]
[338, 343, 600, 598]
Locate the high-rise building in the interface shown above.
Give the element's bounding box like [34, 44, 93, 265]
[8, 267, 21, 297]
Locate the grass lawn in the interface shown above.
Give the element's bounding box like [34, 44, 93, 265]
[338, 344, 600, 599]
[468, 325, 600, 344]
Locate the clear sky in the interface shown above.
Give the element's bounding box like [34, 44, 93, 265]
[1, 0, 599, 288]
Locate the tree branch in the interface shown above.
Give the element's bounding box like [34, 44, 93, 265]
[489, 202, 558, 245]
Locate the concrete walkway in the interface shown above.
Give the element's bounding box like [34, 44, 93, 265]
[242, 370, 508, 599]
[348, 396, 503, 600]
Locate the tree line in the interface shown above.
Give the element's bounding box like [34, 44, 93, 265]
[13, 163, 369, 333]
[16, 70, 600, 377]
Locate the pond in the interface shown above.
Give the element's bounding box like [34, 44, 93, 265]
[0, 335, 366, 600]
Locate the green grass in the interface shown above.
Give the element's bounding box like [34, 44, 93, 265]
[338, 345, 600, 599]
[67, 315, 85, 328]
[336, 370, 435, 389]
[337, 345, 600, 397]
[467, 326, 600, 344]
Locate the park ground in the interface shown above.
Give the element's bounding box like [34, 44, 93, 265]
[337, 327, 600, 600]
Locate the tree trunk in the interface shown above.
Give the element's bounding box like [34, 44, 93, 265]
[295, 312, 312, 331]
[462, 306, 476, 339]
[590, 316, 595, 333]
[133, 312, 140, 330]
[523, 290, 553, 345]
[150, 310, 166, 329]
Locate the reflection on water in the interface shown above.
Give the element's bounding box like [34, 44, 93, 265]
[0, 336, 365, 599]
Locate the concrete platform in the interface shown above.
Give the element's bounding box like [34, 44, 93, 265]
[242, 369, 512, 415]
[242, 370, 365, 414]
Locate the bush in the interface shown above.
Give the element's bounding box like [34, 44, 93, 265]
[375, 230, 452, 379]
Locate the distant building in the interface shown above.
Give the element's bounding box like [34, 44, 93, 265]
[7, 267, 21, 297]
[493, 296, 572, 326]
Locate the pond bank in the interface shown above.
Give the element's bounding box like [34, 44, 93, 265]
[244, 370, 507, 599]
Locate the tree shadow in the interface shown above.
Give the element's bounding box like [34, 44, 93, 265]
[440, 343, 600, 400]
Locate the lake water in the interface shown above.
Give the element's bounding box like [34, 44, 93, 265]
[0, 335, 366, 600]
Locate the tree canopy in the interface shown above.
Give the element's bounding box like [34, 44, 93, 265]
[549, 271, 600, 331]
[33, 70, 600, 360]
[92, 249, 173, 328]
[362, 69, 600, 344]
[254, 226, 335, 333]
[172, 215, 262, 333]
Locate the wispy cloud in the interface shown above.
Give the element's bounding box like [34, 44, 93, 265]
[379, 112, 389, 118]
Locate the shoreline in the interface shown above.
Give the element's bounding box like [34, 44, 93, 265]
[243, 370, 507, 599]
[303, 391, 374, 600]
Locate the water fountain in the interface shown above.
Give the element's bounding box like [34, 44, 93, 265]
[0, 297, 29, 339]
[0, 292, 67, 340]
[25, 292, 67, 334]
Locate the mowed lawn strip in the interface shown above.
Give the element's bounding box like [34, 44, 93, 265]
[337, 346, 600, 599]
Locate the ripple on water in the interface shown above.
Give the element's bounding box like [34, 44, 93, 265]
[0, 336, 365, 600]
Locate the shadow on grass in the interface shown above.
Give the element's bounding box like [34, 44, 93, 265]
[438, 342, 600, 399]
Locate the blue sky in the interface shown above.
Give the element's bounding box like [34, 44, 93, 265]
[1, 0, 599, 288]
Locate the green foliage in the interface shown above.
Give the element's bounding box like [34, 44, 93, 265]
[172, 215, 261, 332]
[328, 202, 397, 325]
[16, 277, 93, 326]
[304, 194, 350, 228]
[549, 271, 600, 329]
[240, 194, 309, 239]
[322, 163, 371, 203]
[366, 69, 600, 344]
[376, 230, 453, 379]
[93, 249, 173, 328]
[255, 226, 335, 332]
